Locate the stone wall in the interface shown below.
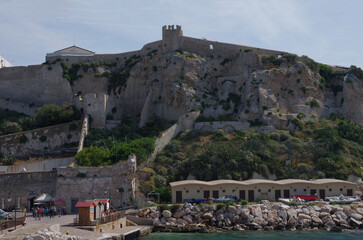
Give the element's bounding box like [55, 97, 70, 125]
[195, 121, 275, 134]
[0, 157, 74, 173]
[0, 98, 38, 116]
[0, 156, 137, 214]
[56, 156, 137, 213]
[0, 170, 57, 209]
[0, 121, 82, 157]
[0, 64, 72, 106]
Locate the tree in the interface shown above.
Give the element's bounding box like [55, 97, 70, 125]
[75, 146, 111, 166]
[2, 155, 16, 165]
[1, 121, 22, 134]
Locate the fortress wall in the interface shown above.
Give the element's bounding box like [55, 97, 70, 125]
[0, 97, 38, 116]
[46, 50, 145, 65]
[4, 157, 74, 173]
[0, 121, 82, 157]
[180, 36, 284, 57]
[142, 40, 163, 51]
[0, 65, 73, 106]
[56, 158, 136, 213]
[0, 170, 57, 209]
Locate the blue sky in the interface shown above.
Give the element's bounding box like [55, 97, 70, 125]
[1, 0, 362, 68]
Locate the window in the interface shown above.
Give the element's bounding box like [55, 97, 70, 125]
[329, 188, 332, 192]
[186, 190, 189, 193]
[222, 189, 226, 193]
[268, 189, 271, 192]
[294, 189, 296, 192]
[258, 189, 261, 192]
[232, 189, 236, 193]
[197, 190, 200, 193]
[340, 188, 343, 191]
[210, 45, 213, 50]
[303, 189, 306, 192]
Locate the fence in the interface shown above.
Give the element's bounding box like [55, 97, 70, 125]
[91, 211, 123, 226]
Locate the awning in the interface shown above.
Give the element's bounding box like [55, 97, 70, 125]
[54, 199, 65, 204]
[34, 193, 54, 202]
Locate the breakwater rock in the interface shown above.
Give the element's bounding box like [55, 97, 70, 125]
[135, 201, 363, 232]
[24, 228, 84, 240]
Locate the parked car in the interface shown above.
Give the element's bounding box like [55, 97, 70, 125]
[0, 209, 10, 219]
[212, 195, 237, 203]
[187, 198, 207, 204]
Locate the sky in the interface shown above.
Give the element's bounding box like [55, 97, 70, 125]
[0, 0, 363, 68]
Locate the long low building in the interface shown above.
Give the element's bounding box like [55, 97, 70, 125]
[169, 179, 358, 203]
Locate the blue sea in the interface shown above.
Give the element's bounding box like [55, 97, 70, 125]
[142, 230, 363, 240]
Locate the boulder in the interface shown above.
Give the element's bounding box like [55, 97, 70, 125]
[233, 224, 244, 231]
[298, 213, 311, 220]
[154, 219, 164, 226]
[350, 213, 362, 221]
[287, 217, 298, 228]
[302, 208, 310, 215]
[232, 215, 240, 224]
[319, 212, 330, 218]
[150, 211, 160, 219]
[168, 217, 177, 224]
[312, 215, 323, 225]
[321, 215, 332, 224]
[183, 215, 193, 224]
[176, 218, 188, 225]
[334, 211, 347, 220]
[173, 210, 186, 218]
[228, 205, 237, 213]
[240, 208, 250, 219]
[183, 203, 192, 209]
[162, 210, 172, 218]
[287, 209, 297, 220]
[278, 209, 287, 222]
[350, 217, 362, 227]
[202, 211, 214, 219]
[216, 214, 224, 221]
[356, 207, 363, 215]
[160, 217, 166, 224]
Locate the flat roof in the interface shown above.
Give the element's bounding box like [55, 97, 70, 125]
[169, 179, 357, 187]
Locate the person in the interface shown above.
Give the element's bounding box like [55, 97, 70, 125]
[38, 208, 42, 220]
[45, 207, 49, 216]
[32, 207, 37, 218]
[49, 207, 53, 218]
[52, 206, 57, 218]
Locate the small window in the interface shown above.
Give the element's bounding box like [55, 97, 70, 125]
[340, 188, 343, 191]
[303, 189, 306, 192]
[222, 189, 226, 193]
[210, 45, 213, 50]
[329, 188, 332, 192]
[258, 189, 261, 192]
[232, 189, 236, 193]
[294, 189, 296, 192]
[268, 189, 271, 192]
[197, 190, 200, 193]
[186, 190, 189, 193]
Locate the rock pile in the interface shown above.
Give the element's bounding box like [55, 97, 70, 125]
[137, 202, 363, 232]
[24, 228, 83, 240]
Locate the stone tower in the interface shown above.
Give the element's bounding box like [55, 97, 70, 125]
[162, 25, 183, 52]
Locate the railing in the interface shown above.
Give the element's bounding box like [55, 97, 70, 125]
[0, 215, 26, 230]
[91, 212, 123, 226]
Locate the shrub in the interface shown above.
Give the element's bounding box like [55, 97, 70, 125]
[220, 58, 231, 66]
[300, 86, 307, 94]
[310, 99, 320, 108]
[2, 155, 16, 165]
[241, 200, 248, 205]
[1, 121, 22, 134]
[211, 130, 228, 141]
[319, 64, 335, 85]
[155, 175, 167, 188]
[158, 204, 171, 212]
[155, 186, 171, 203]
[170, 204, 181, 213]
[305, 58, 318, 72]
[76, 172, 87, 178]
[75, 146, 111, 166]
[349, 65, 363, 79]
[290, 118, 303, 130]
[261, 55, 282, 68]
[68, 122, 78, 131]
[110, 137, 155, 163]
[35, 104, 81, 127]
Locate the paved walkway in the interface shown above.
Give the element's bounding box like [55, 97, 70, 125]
[0, 213, 152, 240]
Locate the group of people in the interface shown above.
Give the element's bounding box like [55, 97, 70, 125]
[32, 206, 66, 220]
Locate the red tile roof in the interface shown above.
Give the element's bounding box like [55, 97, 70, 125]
[75, 201, 94, 208]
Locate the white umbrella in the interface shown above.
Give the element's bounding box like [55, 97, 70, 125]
[34, 193, 54, 202]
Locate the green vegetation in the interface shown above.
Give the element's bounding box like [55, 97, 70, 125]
[310, 98, 320, 108]
[0, 104, 81, 136]
[349, 65, 363, 79]
[76, 117, 175, 167]
[148, 117, 363, 189]
[220, 58, 231, 66]
[1, 155, 16, 165]
[261, 55, 282, 68]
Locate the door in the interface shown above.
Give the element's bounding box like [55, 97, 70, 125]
[212, 191, 219, 199]
[71, 199, 78, 214]
[347, 189, 353, 196]
[275, 190, 281, 201]
[239, 190, 246, 200]
[283, 189, 290, 198]
[319, 189, 326, 199]
[248, 190, 254, 202]
[204, 191, 210, 199]
[310, 189, 316, 196]
[176, 191, 182, 203]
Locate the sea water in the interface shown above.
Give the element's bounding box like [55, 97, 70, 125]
[142, 230, 363, 240]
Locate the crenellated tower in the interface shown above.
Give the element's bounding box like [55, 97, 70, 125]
[162, 25, 183, 51]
